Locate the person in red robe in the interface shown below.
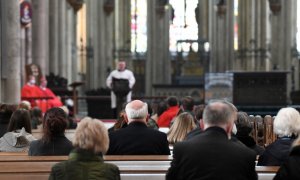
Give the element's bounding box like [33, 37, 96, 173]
[37, 77, 63, 113]
[21, 75, 41, 108]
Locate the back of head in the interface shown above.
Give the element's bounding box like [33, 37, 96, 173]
[168, 112, 196, 144]
[236, 112, 252, 136]
[18, 101, 31, 110]
[125, 100, 148, 122]
[167, 96, 178, 107]
[42, 107, 67, 143]
[73, 117, 109, 154]
[7, 109, 32, 133]
[194, 104, 205, 121]
[157, 101, 168, 116]
[181, 96, 194, 111]
[274, 107, 300, 137]
[203, 101, 233, 127]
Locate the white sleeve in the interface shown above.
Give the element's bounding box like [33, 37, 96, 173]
[128, 71, 136, 89]
[106, 72, 113, 89]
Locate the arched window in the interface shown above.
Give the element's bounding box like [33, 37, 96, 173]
[131, 0, 147, 54]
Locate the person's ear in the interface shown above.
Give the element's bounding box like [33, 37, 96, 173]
[226, 122, 234, 136]
[200, 119, 204, 130]
[146, 114, 150, 123]
[124, 114, 129, 123]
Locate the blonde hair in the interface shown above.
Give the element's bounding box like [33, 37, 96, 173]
[167, 112, 196, 144]
[274, 107, 300, 137]
[73, 117, 109, 154]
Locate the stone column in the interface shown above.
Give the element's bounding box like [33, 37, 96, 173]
[114, 0, 131, 66]
[31, 0, 49, 76]
[58, 0, 67, 78]
[209, 0, 234, 72]
[1, 0, 21, 103]
[237, 0, 269, 71]
[198, 0, 209, 41]
[270, 0, 297, 99]
[49, 0, 59, 75]
[146, 0, 171, 95]
[85, 0, 115, 89]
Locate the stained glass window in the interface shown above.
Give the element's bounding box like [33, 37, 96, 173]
[131, 0, 147, 54]
[169, 0, 198, 53]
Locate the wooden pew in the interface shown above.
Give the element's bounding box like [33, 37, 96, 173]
[0, 154, 279, 180]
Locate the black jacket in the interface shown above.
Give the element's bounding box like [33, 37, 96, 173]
[257, 137, 295, 166]
[274, 145, 300, 180]
[28, 134, 73, 156]
[107, 121, 170, 155]
[166, 127, 257, 180]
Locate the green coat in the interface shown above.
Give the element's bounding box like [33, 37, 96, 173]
[49, 149, 120, 180]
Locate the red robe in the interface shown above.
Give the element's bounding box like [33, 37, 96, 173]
[37, 87, 63, 113]
[157, 106, 180, 127]
[21, 84, 41, 107]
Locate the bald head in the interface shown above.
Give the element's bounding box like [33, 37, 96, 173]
[125, 100, 148, 123]
[203, 101, 234, 129]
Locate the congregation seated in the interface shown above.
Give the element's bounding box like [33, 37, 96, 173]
[166, 100, 257, 180]
[18, 100, 31, 110]
[28, 107, 73, 156]
[107, 100, 170, 155]
[49, 117, 120, 180]
[146, 102, 158, 129]
[236, 112, 265, 155]
[274, 136, 300, 179]
[167, 112, 196, 144]
[257, 107, 300, 166]
[0, 109, 36, 152]
[108, 109, 127, 133]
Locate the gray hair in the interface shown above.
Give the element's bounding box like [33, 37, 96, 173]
[274, 107, 300, 137]
[73, 117, 109, 154]
[203, 101, 233, 126]
[125, 101, 148, 120]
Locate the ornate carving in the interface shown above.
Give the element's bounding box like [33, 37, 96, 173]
[103, 0, 114, 16]
[67, 0, 84, 12]
[269, 0, 281, 15]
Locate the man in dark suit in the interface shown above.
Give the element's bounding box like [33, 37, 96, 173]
[166, 100, 257, 180]
[106, 100, 170, 155]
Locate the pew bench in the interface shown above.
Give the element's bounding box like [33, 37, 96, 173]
[0, 154, 279, 180]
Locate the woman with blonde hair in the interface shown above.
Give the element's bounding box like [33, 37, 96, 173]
[49, 117, 120, 180]
[167, 112, 196, 144]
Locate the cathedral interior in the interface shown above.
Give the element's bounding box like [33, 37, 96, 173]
[0, 0, 300, 117]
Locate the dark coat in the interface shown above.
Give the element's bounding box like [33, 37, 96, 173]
[166, 127, 257, 180]
[236, 134, 265, 156]
[49, 149, 120, 180]
[107, 121, 170, 155]
[28, 134, 73, 156]
[274, 145, 300, 180]
[257, 137, 295, 166]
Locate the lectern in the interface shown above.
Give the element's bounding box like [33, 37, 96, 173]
[69, 82, 84, 116]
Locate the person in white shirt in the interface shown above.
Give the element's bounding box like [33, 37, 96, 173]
[106, 61, 135, 117]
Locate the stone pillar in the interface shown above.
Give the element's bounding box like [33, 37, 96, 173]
[198, 0, 209, 41]
[85, 0, 114, 89]
[114, 0, 131, 66]
[49, 0, 59, 75]
[58, 0, 67, 78]
[209, 0, 234, 72]
[1, 0, 21, 103]
[31, 0, 49, 76]
[146, 0, 171, 95]
[237, 0, 269, 71]
[270, 0, 297, 100]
